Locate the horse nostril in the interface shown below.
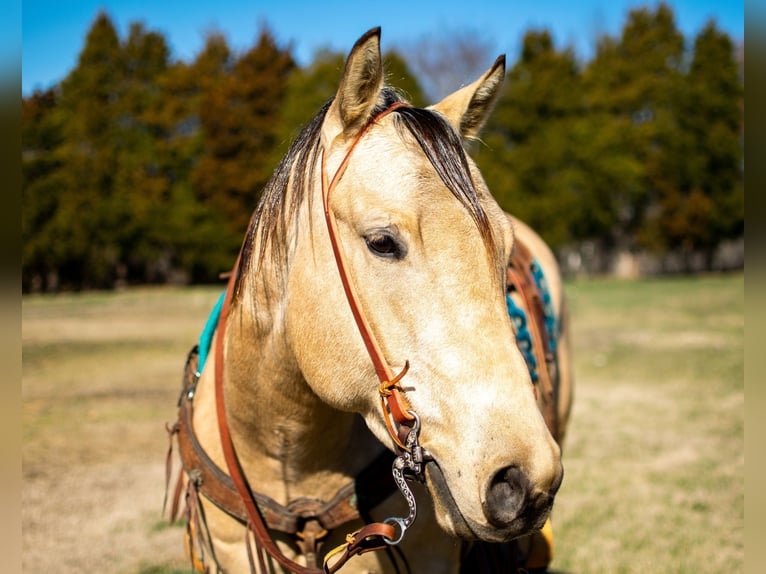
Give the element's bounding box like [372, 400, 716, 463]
[483, 465, 532, 527]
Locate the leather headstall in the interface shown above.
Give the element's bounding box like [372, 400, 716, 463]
[165, 103, 425, 574]
[164, 101, 562, 574]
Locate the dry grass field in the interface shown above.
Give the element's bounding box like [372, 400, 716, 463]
[554, 275, 743, 573]
[21, 275, 743, 573]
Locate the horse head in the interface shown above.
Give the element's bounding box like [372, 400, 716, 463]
[277, 28, 563, 544]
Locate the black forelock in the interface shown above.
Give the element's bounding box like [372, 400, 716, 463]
[233, 87, 493, 300]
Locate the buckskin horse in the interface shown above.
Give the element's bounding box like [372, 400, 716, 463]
[166, 28, 573, 574]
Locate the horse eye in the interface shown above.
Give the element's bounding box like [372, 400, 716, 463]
[365, 232, 404, 259]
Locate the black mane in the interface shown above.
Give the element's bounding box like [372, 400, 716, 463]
[234, 87, 493, 299]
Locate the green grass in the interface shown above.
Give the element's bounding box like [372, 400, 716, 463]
[21, 276, 743, 573]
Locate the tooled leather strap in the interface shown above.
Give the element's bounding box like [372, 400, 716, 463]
[507, 240, 558, 436]
[321, 101, 416, 450]
[213, 259, 326, 574]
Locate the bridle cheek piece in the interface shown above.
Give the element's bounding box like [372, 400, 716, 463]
[210, 103, 429, 574]
[319, 102, 432, 567]
[168, 100, 561, 574]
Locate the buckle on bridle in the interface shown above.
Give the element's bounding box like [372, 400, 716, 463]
[378, 361, 410, 397]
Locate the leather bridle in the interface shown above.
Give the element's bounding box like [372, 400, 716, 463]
[164, 99, 565, 573]
[167, 101, 563, 573]
[212, 102, 429, 574]
[320, 101, 419, 449]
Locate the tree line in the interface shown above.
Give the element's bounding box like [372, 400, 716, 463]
[22, 4, 742, 291]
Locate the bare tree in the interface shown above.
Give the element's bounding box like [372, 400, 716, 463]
[398, 27, 498, 101]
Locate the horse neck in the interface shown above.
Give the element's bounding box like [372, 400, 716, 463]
[221, 273, 384, 504]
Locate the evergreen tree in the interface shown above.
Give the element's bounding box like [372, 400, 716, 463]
[192, 26, 294, 244]
[143, 33, 235, 282]
[47, 12, 126, 288]
[23, 12, 128, 290]
[22, 88, 65, 291]
[477, 31, 594, 249]
[687, 22, 743, 242]
[111, 22, 172, 282]
[645, 20, 743, 265]
[269, 49, 344, 170]
[587, 3, 686, 257]
[56, 14, 178, 287]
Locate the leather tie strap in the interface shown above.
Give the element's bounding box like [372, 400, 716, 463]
[322, 523, 397, 572]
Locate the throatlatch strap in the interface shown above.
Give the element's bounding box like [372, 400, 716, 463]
[212, 254, 323, 574]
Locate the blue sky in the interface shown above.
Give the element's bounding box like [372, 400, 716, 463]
[21, 0, 743, 95]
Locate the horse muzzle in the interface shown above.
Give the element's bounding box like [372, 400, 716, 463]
[425, 458, 563, 542]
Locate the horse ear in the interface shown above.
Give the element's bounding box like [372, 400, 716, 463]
[429, 55, 506, 140]
[323, 28, 384, 143]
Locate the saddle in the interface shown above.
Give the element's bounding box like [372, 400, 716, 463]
[164, 237, 560, 573]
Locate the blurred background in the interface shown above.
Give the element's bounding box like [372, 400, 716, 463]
[22, 0, 743, 291]
[20, 3, 744, 573]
